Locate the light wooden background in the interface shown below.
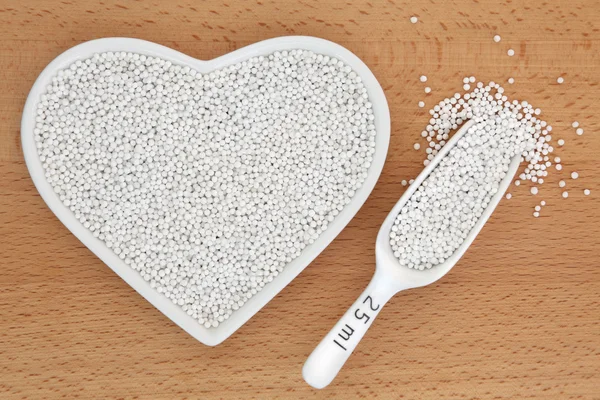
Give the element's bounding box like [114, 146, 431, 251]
[1, 0, 598, 399]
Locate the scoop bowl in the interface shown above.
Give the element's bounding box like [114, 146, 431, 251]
[302, 120, 521, 389]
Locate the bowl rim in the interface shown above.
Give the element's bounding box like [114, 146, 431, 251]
[21, 36, 390, 346]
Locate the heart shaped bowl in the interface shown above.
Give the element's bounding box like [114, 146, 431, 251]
[22, 36, 390, 346]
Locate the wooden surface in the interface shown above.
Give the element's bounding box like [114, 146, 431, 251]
[1, 0, 599, 398]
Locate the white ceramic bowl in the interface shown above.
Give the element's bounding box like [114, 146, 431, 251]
[21, 36, 390, 346]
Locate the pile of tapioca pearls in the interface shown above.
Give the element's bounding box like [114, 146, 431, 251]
[35, 49, 377, 328]
[407, 75, 591, 218]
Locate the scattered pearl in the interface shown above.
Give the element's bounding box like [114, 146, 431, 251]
[463, 84, 471, 91]
[557, 77, 564, 84]
[494, 35, 501, 43]
[557, 139, 565, 146]
[554, 157, 561, 163]
[506, 193, 512, 199]
[409, 179, 415, 185]
[584, 189, 591, 196]
[401, 180, 408, 186]
[424, 86, 431, 93]
[534, 205, 541, 212]
[562, 191, 569, 198]
[410, 16, 418, 23]
[508, 77, 515, 84]
[572, 121, 579, 128]
[556, 164, 563, 171]
[571, 171, 579, 179]
[35, 50, 376, 328]
[418, 101, 425, 108]
[507, 49, 515, 56]
[420, 75, 428, 82]
[576, 128, 584, 135]
[531, 187, 539, 195]
[414, 143, 421, 150]
[533, 211, 540, 218]
[515, 180, 521, 186]
[559, 180, 566, 188]
[540, 200, 546, 206]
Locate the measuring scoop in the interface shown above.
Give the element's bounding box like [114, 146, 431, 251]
[302, 120, 521, 389]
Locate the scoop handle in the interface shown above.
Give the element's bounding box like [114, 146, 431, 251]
[302, 269, 398, 389]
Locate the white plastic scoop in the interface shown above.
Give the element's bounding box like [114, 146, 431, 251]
[302, 120, 521, 389]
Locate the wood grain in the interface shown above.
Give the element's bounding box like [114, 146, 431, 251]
[1, 0, 598, 398]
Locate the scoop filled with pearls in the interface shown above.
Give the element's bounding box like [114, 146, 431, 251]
[303, 120, 520, 389]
